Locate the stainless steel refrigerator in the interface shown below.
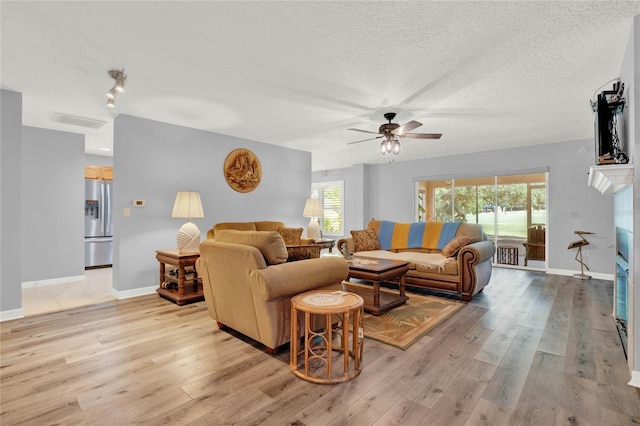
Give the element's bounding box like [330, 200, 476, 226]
[85, 179, 113, 267]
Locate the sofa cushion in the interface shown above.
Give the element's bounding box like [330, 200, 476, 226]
[285, 244, 321, 262]
[278, 227, 303, 245]
[214, 230, 288, 265]
[351, 228, 380, 252]
[442, 235, 475, 258]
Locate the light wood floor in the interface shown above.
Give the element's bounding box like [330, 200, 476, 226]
[2, 268, 638, 425]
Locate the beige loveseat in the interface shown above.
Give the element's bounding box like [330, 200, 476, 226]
[207, 220, 320, 261]
[197, 230, 349, 353]
[206, 220, 315, 244]
[337, 220, 494, 302]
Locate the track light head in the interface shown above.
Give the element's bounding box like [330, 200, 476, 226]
[106, 87, 117, 100]
[106, 68, 126, 108]
[108, 69, 126, 92]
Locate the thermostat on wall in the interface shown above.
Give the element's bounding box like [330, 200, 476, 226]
[133, 199, 146, 207]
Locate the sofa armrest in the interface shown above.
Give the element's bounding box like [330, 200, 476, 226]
[300, 237, 316, 245]
[336, 237, 354, 255]
[458, 240, 495, 264]
[250, 256, 349, 301]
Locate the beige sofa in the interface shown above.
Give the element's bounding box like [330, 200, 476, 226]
[337, 220, 495, 302]
[197, 230, 348, 353]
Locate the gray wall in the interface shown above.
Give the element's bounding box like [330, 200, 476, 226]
[112, 114, 312, 293]
[0, 90, 22, 315]
[21, 126, 85, 282]
[314, 138, 614, 275]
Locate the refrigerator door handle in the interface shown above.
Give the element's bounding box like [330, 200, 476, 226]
[105, 181, 112, 236]
[100, 182, 105, 234]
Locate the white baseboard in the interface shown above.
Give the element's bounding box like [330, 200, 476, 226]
[22, 274, 85, 289]
[546, 268, 614, 281]
[0, 308, 24, 322]
[629, 371, 640, 388]
[112, 285, 157, 300]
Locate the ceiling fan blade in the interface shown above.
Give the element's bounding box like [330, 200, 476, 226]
[347, 128, 381, 135]
[391, 120, 422, 135]
[401, 133, 442, 139]
[347, 135, 384, 145]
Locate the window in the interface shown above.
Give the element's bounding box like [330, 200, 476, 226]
[311, 181, 344, 236]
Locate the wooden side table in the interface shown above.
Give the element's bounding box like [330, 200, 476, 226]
[155, 249, 204, 305]
[290, 290, 364, 384]
[315, 238, 336, 253]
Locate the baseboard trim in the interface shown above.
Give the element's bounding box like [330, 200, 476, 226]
[112, 285, 157, 300]
[22, 274, 85, 289]
[0, 308, 24, 322]
[546, 268, 614, 281]
[629, 371, 640, 388]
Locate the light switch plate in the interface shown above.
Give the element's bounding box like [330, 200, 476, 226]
[133, 199, 145, 207]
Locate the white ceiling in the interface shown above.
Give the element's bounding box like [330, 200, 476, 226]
[2, 2, 639, 171]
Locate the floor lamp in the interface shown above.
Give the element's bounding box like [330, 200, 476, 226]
[568, 230, 594, 280]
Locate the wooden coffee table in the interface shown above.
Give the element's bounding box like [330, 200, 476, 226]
[344, 256, 410, 315]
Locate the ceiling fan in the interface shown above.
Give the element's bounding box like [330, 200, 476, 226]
[348, 112, 442, 155]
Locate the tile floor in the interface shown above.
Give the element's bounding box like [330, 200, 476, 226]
[22, 267, 115, 317]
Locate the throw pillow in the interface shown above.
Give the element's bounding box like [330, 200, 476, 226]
[442, 235, 474, 258]
[214, 230, 288, 265]
[277, 227, 303, 246]
[350, 228, 380, 252]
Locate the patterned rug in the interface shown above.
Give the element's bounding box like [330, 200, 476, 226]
[361, 291, 465, 350]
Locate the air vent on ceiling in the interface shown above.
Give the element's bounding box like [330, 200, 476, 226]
[51, 113, 107, 129]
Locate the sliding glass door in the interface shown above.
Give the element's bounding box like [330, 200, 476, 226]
[416, 172, 547, 269]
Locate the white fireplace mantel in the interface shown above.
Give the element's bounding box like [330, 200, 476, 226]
[588, 164, 634, 194]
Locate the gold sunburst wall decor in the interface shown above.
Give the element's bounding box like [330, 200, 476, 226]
[224, 148, 262, 193]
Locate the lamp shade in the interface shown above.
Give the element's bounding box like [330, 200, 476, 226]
[303, 198, 323, 218]
[171, 191, 204, 220]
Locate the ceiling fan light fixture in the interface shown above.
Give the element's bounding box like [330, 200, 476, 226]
[393, 139, 401, 155]
[379, 137, 401, 156]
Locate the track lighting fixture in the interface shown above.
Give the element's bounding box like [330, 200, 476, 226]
[106, 69, 126, 108]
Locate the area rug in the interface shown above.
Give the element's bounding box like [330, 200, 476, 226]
[360, 291, 465, 350]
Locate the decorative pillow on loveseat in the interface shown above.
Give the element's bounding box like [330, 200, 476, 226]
[214, 230, 288, 265]
[277, 227, 303, 246]
[350, 228, 380, 252]
[442, 235, 474, 258]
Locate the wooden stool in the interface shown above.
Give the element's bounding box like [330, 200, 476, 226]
[290, 291, 364, 384]
[497, 246, 519, 265]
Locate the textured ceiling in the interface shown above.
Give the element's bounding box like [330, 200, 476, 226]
[2, 2, 639, 171]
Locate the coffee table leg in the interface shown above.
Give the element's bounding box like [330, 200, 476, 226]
[373, 280, 380, 308]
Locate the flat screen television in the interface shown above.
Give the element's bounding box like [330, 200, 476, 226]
[595, 93, 615, 164]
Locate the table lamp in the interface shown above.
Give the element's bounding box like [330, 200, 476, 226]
[171, 191, 205, 253]
[303, 198, 323, 240]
